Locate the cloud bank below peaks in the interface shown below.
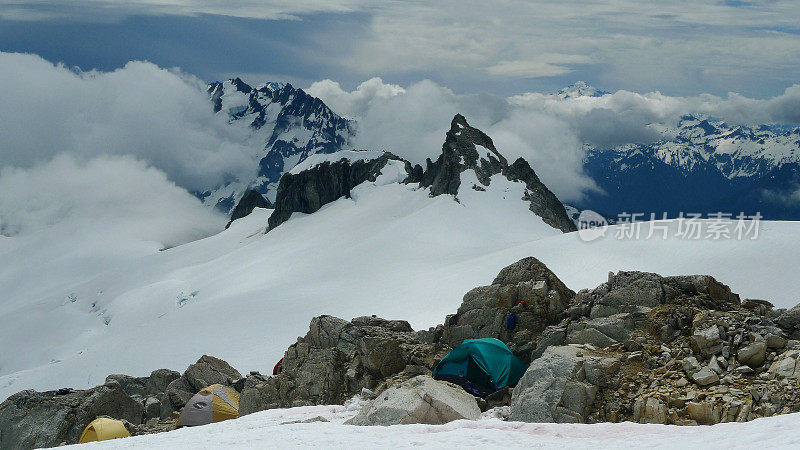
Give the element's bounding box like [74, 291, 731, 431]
[0, 52, 250, 243]
[308, 78, 800, 203]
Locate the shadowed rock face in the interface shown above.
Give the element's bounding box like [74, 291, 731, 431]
[502, 158, 578, 233]
[0, 384, 143, 449]
[419, 114, 576, 233]
[238, 315, 448, 415]
[266, 114, 576, 233]
[420, 114, 508, 196]
[226, 190, 273, 228]
[266, 153, 412, 231]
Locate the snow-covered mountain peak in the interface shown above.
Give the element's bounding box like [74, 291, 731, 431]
[580, 111, 800, 219]
[256, 114, 576, 233]
[201, 78, 354, 211]
[556, 81, 610, 100]
[257, 81, 286, 92]
[445, 113, 508, 168]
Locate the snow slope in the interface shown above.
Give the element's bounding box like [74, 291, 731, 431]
[1, 173, 799, 401]
[68, 400, 800, 449]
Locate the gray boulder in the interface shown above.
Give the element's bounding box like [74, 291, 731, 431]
[692, 325, 723, 357]
[530, 325, 567, 360]
[633, 397, 667, 424]
[239, 315, 445, 415]
[346, 375, 480, 426]
[510, 346, 607, 423]
[738, 341, 767, 368]
[0, 383, 143, 449]
[570, 271, 740, 335]
[692, 367, 720, 386]
[776, 303, 800, 334]
[183, 355, 242, 392]
[162, 355, 242, 416]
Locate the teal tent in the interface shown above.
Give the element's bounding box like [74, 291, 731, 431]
[433, 338, 527, 396]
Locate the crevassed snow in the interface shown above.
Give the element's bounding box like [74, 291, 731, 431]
[289, 150, 387, 174]
[67, 400, 800, 449]
[1, 177, 799, 401]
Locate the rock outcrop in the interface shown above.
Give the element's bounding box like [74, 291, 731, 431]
[346, 375, 480, 425]
[266, 114, 576, 234]
[509, 345, 618, 423]
[267, 153, 412, 231]
[226, 189, 272, 228]
[239, 315, 449, 415]
[0, 383, 143, 448]
[419, 114, 576, 233]
[161, 355, 243, 417]
[505, 267, 800, 426]
[437, 256, 574, 363]
[0, 356, 242, 449]
[4, 256, 800, 444]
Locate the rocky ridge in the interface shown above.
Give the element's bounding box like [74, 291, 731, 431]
[226, 189, 272, 228]
[4, 257, 800, 447]
[267, 152, 413, 231]
[265, 114, 576, 233]
[202, 78, 354, 212]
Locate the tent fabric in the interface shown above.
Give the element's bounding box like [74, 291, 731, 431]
[176, 384, 240, 428]
[78, 418, 130, 443]
[433, 338, 527, 394]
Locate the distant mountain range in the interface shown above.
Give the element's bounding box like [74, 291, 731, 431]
[578, 114, 800, 220]
[203, 79, 800, 221]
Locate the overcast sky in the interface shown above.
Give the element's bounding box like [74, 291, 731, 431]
[2, 1, 800, 240]
[1, 0, 799, 97]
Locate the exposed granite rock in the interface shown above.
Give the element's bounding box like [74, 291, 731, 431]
[346, 375, 480, 425]
[239, 315, 448, 415]
[226, 189, 272, 228]
[0, 383, 143, 449]
[502, 157, 577, 232]
[161, 355, 242, 417]
[509, 345, 616, 423]
[439, 257, 575, 362]
[267, 152, 409, 231]
[419, 114, 575, 233]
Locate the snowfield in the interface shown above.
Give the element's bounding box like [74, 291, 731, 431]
[68, 399, 800, 449]
[1, 175, 799, 403]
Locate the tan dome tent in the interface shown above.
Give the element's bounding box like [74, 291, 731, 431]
[78, 418, 130, 443]
[176, 384, 240, 427]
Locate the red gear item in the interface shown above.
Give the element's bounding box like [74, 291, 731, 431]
[272, 358, 284, 375]
[517, 300, 527, 306]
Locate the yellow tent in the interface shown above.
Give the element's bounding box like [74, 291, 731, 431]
[78, 418, 131, 443]
[176, 384, 240, 427]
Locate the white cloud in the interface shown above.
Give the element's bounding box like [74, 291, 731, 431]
[308, 78, 599, 202]
[4, 1, 800, 97]
[0, 0, 368, 21]
[309, 76, 800, 203]
[0, 154, 226, 246]
[0, 52, 254, 241]
[486, 54, 592, 78]
[307, 78, 405, 120]
[0, 52, 256, 191]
